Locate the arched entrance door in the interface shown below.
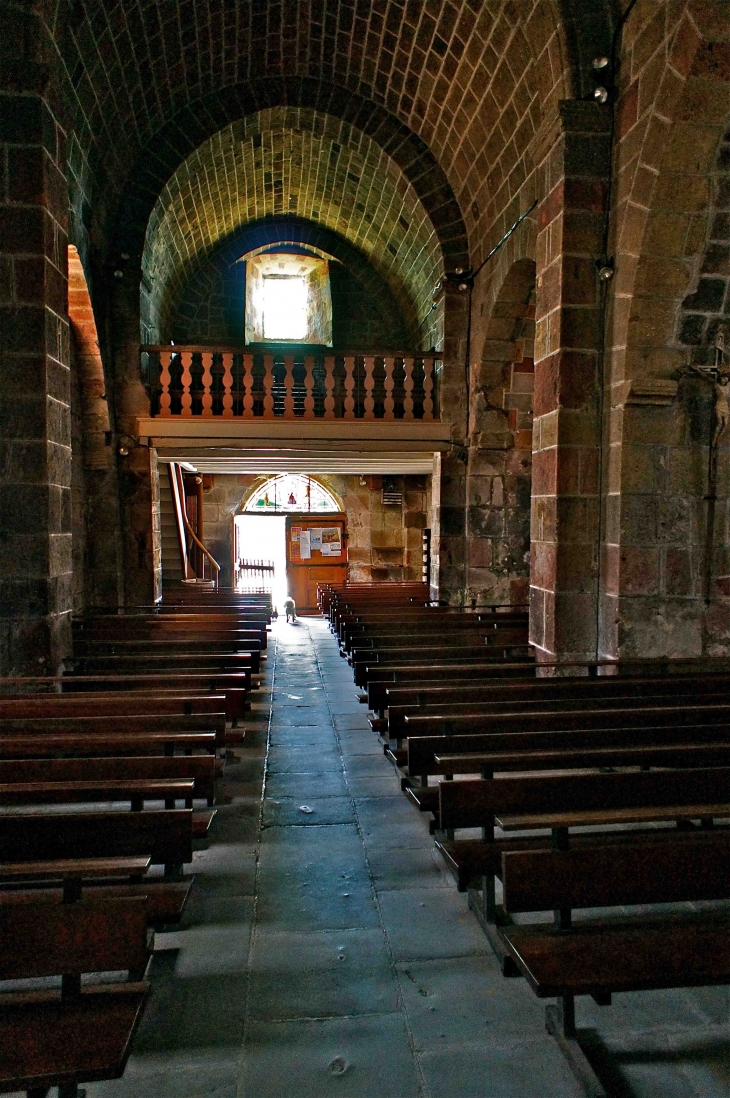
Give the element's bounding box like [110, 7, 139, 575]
[235, 475, 347, 611]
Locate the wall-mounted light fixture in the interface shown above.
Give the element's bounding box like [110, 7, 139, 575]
[116, 433, 143, 457]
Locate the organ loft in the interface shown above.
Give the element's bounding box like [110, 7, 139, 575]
[0, 2, 729, 1096]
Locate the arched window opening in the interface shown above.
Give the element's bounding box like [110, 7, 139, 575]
[245, 253, 333, 345]
[243, 475, 339, 513]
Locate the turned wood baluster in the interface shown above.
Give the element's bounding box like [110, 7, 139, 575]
[324, 355, 336, 419]
[283, 355, 295, 419]
[303, 355, 315, 418]
[242, 354, 254, 418]
[263, 354, 275, 417]
[343, 355, 355, 419]
[422, 356, 435, 420]
[221, 353, 233, 418]
[180, 352, 193, 417]
[363, 356, 375, 419]
[159, 351, 172, 416]
[383, 356, 395, 419]
[403, 355, 415, 419]
[201, 352, 213, 416]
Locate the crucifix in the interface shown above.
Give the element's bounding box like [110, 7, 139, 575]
[686, 325, 730, 601]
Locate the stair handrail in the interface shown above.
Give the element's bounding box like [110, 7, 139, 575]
[168, 462, 220, 586]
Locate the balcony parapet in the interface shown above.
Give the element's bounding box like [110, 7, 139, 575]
[140, 345, 441, 422]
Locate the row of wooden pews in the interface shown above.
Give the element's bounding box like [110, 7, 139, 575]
[0, 589, 272, 1097]
[321, 581, 730, 1097]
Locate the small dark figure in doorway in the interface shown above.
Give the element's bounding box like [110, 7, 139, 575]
[284, 596, 297, 623]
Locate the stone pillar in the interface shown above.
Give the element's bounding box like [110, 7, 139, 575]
[432, 279, 470, 603]
[111, 267, 162, 604]
[0, 70, 73, 673]
[529, 102, 610, 662]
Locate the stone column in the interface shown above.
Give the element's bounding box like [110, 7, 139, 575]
[529, 102, 610, 662]
[0, 68, 73, 673]
[432, 279, 470, 603]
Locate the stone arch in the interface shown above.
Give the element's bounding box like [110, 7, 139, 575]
[67, 245, 111, 471]
[67, 245, 122, 609]
[141, 107, 450, 343]
[115, 81, 469, 278]
[602, 12, 730, 659]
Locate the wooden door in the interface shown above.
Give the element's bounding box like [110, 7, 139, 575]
[286, 514, 348, 612]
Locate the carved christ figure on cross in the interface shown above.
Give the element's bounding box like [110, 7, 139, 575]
[687, 325, 730, 445]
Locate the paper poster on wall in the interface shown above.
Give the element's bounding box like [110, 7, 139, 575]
[309, 529, 323, 551]
[290, 540, 301, 561]
[299, 530, 312, 559]
[321, 528, 341, 549]
[320, 526, 341, 556]
[291, 527, 301, 543]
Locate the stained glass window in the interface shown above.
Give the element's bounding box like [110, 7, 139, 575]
[243, 475, 339, 513]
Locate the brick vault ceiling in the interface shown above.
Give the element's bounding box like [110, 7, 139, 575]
[143, 107, 444, 336]
[56, 0, 573, 270]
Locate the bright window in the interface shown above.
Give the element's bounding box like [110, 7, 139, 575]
[263, 276, 308, 340]
[245, 252, 332, 345]
[244, 474, 339, 513]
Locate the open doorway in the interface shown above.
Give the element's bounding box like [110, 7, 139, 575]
[234, 515, 288, 611]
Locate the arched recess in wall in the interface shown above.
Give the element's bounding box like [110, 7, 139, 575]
[141, 106, 451, 347]
[604, 18, 730, 660]
[68, 244, 111, 471]
[67, 244, 121, 609]
[467, 258, 536, 607]
[164, 217, 409, 351]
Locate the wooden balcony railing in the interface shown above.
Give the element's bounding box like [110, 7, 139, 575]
[141, 346, 441, 421]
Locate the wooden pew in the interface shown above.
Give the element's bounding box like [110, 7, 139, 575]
[403, 699, 730, 744]
[352, 646, 533, 687]
[499, 827, 730, 1095]
[0, 809, 195, 876]
[383, 675, 730, 740]
[0, 674, 254, 722]
[0, 692, 228, 719]
[0, 852, 192, 930]
[0, 889, 150, 1098]
[0, 731, 217, 758]
[66, 651, 260, 674]
[0, 756, 217, 806]
[342, 620, 529, 657]
[0, 713, 227, 750]
[436, 766, 730, 972]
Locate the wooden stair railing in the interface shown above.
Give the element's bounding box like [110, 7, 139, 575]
[168, 462, 220, 586]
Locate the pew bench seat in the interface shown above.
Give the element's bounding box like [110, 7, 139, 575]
[496, 832, 730, 1095]
[192, 807, 217, 838]
[0, 879, 193, 928]
[0, 982, 149, 1096]
[501, 911, 730, 1000]
[0, 856, 192, 926]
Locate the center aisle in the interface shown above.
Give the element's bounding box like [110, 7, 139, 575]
[240, 618, 580, 1098]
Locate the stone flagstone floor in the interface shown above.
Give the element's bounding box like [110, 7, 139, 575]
[81, 617, 728, 1098]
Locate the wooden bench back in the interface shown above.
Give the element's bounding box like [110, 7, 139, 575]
[387, 684, 730, 734]
[407, 723, 730, 777]
[438, 766, 730, 830]
[501, 832, 730, 913]
[404, 701, 730, 739]
[0, 695, 226, 719]
[0, 712, 226, 747]
[0, 810, 194, 866]
[385, 672, 730, 708]
[0, 895, 149, 981]
[0, 756, 216, 801]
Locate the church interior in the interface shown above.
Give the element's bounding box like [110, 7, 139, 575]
[1, 1, 730, 1096]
